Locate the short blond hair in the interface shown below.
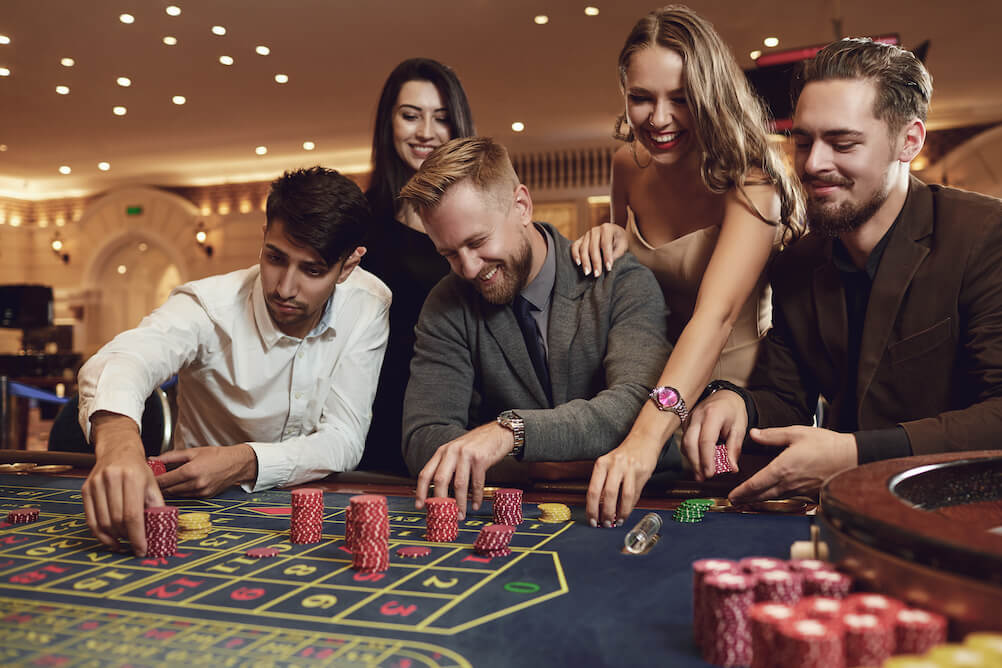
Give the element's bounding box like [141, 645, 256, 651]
[399, 136, 519, 215]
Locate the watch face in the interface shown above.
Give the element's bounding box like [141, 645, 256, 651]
[655, 386, 679, 408]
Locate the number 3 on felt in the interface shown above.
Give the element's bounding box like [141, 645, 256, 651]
[379, 601, 417, 616]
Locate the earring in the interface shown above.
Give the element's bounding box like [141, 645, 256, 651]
[612, 113, 634, 142]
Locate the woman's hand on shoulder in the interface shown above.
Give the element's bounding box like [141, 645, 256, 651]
[570, 223, 628, 278]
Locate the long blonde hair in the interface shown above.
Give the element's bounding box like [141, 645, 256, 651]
[616, 5, 803, 238]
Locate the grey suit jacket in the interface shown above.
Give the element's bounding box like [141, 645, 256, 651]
[402, 222, 671, 475]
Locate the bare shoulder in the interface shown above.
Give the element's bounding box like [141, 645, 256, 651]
[727, 180, 781, 224]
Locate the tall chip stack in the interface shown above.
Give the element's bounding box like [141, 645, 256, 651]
[144, 506, 178, 558]
[6, 507, 39, 524]
[424, 497, 458, 542]
[289, 488, 324, 544]
[700, 571, 754, 667]
[348, 495, 389, 573]
[492, 488, 523, 525]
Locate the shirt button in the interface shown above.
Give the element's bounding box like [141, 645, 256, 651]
[295, 392, 302, 400]
[297, 352, 304, 359]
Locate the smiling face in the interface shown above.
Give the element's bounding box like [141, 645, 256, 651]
[623, 46, 694, 166]
[392, 80, 452, 172]
[259, 219, 356, 338]
[792, 78, 903, 237]
[422, 180, 536, 305]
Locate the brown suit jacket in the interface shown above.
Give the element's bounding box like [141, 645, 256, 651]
[747, 176, 1002, 455]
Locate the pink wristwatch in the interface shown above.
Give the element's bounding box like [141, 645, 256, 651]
[649, 385, 690, 423]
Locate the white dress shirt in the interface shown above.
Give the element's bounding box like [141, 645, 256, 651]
[78, 264, 391, 491]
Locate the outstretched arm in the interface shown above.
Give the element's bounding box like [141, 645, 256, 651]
[586, 184, 781, 526]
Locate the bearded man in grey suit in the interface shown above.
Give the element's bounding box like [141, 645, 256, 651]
[399, 136, 671, 520]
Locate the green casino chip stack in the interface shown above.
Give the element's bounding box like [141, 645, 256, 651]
[673, 498, 712, 523]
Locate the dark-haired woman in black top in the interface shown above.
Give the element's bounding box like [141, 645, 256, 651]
[359, 58, 475, 474]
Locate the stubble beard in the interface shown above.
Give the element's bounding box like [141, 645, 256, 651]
[807, 177, 891, 239]
[476, 234, 534, 305]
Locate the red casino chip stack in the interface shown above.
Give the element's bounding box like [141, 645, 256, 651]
[492, 488, 523, 525]
[290, 488, 324, 544]
[740, 557, 788, 575]
[144, 506, 178, 558]
[701, 571, 754, 667]
[6, 508, 40, 524]
[802, 568, 852, 598]
[841, 612, 894, 667]
[146, 458, 167, 476]
[787, 559, 834, 575]
[893, 607, 947, 654]
[473, 524, 515, 557]
[754, 569, 804, 605]
[749, 602, 796, 668]
[692, 558, 740, 650]
[797, 596, 845, 621]
[773, 617, 845, 668]
[348, 495, 389, 573]
[845, 592, 904, 625]
[424, 497, 459, 543]
[713, 444, 733, 474]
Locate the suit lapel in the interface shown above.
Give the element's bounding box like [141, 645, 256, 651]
[544, 226, 588, 406]
[813, 241, 848, 377]
[857, 178, 933, 400]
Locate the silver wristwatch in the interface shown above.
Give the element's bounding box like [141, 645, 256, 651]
[496, 410, 525, 459]
[648, 385, 690, 423]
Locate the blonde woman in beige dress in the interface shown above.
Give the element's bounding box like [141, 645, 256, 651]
[572, 6, 803, 527]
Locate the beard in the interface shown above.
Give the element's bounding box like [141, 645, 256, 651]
[806, 175, 891, 239]
[475, 233, 534, 305]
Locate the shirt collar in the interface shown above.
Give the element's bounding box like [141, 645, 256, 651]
[252, 267, 338, 348]
[519, 223, 555, 311]
[832, 208, 904, 281]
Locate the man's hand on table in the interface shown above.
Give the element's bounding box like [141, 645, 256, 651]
[156, 444, 258, 498]
[728, 426, 857, 503]
[414, 422, 515, 520]
[586, 432, 661, 528]
[82, 412, 164, 557]
[681, 388, 748, 480]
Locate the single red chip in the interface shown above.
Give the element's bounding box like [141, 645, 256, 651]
[396, 546, 432, 558]
[245, 547, 281, 558]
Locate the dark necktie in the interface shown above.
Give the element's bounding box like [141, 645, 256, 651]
[513, 295, 553, 406]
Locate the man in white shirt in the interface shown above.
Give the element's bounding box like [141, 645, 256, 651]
[79, 166, 391, 556]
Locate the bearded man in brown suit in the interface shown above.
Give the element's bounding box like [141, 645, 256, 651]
[684, 38, 1002, 503]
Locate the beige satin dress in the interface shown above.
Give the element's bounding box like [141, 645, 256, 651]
[626, 209, 774, 386]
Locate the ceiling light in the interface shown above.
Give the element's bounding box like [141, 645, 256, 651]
[117, 76, 131, 87]
[138, 242, 149, 252]
[302, 141, 315, 150]
[117, 265, 127, 275]
[172, 95, 186, 105]
[51, 239, 63, 252]
[163, 36, 177, 46]
[0, 67, 9, 77]
[219, 55, 234, 65]
[255, 146, 268, 155]
[0, 145, 7, 151]
[255, 45, 270, 56]
[113, 106, 127, 116]
[195, 229, 208, 244]
[511, 121, 525, 132]
[211, 25, 226, 36]
[763, 37, 779, 48]
[98, 162, 111, 171]
[60, 57, 75, 67]
[56, 85, 70, 95]
[165, 5, 181, 16]
[584, 6, 599, 16]
[58, 165, 71, 175]
[274, 73, 288, 84]
[0, 36, 9, 45]
[750, 50, 762, 60]
[534, 15, 549, 24]
[119, 14, 135, 24]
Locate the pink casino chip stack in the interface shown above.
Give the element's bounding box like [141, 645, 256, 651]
[290, 488, 324, 544]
